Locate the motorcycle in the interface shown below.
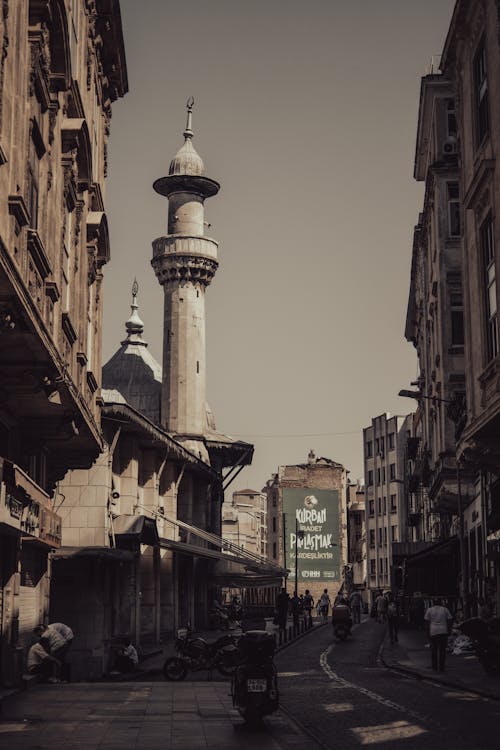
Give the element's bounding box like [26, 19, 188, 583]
[163, 627, 240, 681]
[231, 630, 279, 725]
[459, 617, 500, 674]
[332, 604, 352, 641]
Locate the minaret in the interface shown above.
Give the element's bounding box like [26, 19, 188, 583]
[151, 98, 220, 459]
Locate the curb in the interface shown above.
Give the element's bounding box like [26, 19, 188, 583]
[379, 633, 500, 703]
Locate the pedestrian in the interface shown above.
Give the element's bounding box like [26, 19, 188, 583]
[276, 587, 290, 631]
[27, 638, 60, 683]
[34, 622, 73, 681]
[376, 590, 388, 624]
[303, 589, 314, 627]
[386, 592, 400, 644]
[424, 598, 453, 672]
[114, 637, 139, 673]
[290, 590, 301, 629]
[319, 589, 331, 624]
[350, 590, 362, 624]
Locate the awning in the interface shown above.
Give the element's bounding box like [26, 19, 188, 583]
[51, 546, 135, 562]
[113, 514, 159, 546]
[405, 536, 459, 566]
[159, 536, 285, 576]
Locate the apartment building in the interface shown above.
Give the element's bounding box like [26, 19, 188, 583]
[363, 414, 411, 602]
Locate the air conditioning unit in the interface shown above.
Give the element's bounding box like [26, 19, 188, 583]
[442, 137, 458, 156]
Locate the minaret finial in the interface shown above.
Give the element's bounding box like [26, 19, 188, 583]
[184, 96, 194, 140]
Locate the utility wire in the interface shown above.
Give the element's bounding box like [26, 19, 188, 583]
[231, 429, 361, 439]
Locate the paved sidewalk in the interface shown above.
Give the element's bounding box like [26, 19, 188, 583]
[380, 624, 500, 700]
[0, 681, 321, 750]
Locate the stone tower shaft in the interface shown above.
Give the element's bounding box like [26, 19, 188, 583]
[151, 100, 220, 448]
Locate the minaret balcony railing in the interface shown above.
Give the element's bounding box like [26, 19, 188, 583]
[152, 234, 218, 261]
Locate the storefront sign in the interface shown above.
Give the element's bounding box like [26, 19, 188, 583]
[283, 488, 340, 582]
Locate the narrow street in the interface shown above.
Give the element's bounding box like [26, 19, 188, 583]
[2, 619, 500, 748]
[276, 619, 500, 749]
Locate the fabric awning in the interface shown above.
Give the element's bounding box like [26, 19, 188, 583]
[113, 514, 159, 546]
[159, 536, 284, 576]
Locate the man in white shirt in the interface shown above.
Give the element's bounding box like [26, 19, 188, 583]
[424, 598, 453, 672]
[34, 622, 74, 681]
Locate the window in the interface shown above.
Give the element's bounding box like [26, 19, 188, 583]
[272, 492, 277, 507]
[366, 441, 372, 458]
[377, 468, 381, 484]
[380, 437, 385, 454]
[473, 38, 489, 145]
[272, 517, 276, 533]
[450, 292, 464, 346]
[378, 528, 382, 546]
[368, 470, 373, 486]
[375, 438, 380, 453]
[447, 182, 461, 236]
[369, 529, 375, 548]
[370, 559, 376, 575]
[389, 463, 396, 481]
[446, 98, 457, 138]
[27, 132, 40, 229]
[382, 467, 386, 483]
[384, 558, 388, 574]
[272, 542, 277, 559]
[378, 497, 382, 515]
[383, 527, 387, 545]
[482, 214, 498, 361]
[390, 494, 397, 513]
[369, 499, 374, 516]
[379, 557, 383, 574]
[383, 496, 387, 515]
[388, 433, 394, 451]
[391, 525, 398, 542]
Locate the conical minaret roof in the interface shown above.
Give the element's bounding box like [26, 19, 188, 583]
[168, 96, 205, 176]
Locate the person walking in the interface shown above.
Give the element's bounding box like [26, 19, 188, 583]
[319, 589, 331, 624]
[290, 591, 301, 630]
[350, 590, 362, 624]
[276, 587, 290, 631]
[424, 598, 453, 672]
[386, 592, 400, 644]
[303, 589, 314, 627]
[376, 591, 388, 624]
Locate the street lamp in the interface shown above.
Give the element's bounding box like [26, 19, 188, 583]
[398, 388, 469, 618]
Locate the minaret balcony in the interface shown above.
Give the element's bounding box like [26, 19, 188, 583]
[152, 235, 218, 262]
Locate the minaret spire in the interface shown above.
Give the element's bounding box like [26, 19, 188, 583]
[183, 96, 194, 140]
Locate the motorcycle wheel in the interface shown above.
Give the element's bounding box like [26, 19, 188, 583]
[241, 708, 264, 726]
[163, 657, 188, 681]
[335, 628, 348, 641]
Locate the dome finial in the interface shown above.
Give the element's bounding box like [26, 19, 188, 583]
[184, 96, 195, 140]
[123, 278, 146, 345]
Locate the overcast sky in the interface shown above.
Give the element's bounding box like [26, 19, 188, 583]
[104, 0, 456, 492]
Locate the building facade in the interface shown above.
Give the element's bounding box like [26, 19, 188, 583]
[346, 481, 366, 602]
[0, 0, 127, 686]
[401, 0, 500, 617]
[222, 489, 267, 558]
[264, 452, 348, 601]
[363, 414, 410, 603]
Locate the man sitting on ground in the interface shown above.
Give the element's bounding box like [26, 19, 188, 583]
[27, 639, 60, 683]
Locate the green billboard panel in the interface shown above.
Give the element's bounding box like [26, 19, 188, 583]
[282, 488, 340, 583]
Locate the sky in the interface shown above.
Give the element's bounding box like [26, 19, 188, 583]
[104, 0, 457, 493]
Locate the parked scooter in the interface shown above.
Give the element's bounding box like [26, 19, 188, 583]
[459, 617, 500, 674]
[231, 630, 279, 725]
[163, 627, 239, 681]
[332, 604, 352, 640]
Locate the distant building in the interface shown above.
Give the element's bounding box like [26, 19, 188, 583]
[346, 481, 366, 599]
[0, 0, 127, 687]
[363, 414, 411, 602]
[222, 489, 267, 558]
[264, 452, 348, 601]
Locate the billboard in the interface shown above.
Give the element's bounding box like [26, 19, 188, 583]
[282, 488, 340, 583]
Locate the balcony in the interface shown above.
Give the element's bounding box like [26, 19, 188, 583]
[0, 458, 61, 547]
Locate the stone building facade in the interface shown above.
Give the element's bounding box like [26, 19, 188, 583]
[0, 1, 127, 686]
[346, 481, 366, 602]
[222, 488, 267, 558]
[400, 0, 500, 617]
